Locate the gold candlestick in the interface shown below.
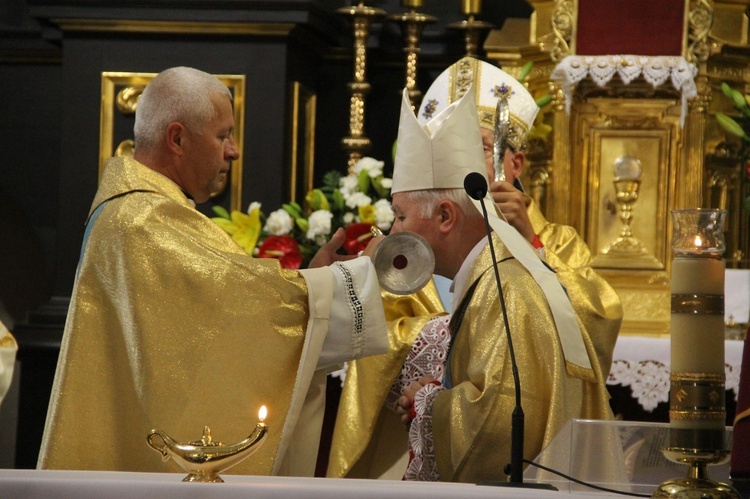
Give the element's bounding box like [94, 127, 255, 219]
[448, 0, 492, 57]
[337, 1, 386, 174]
[147, 406, 269, 483]
[389, 1, 436, 110]
[652, 210, 740, 498]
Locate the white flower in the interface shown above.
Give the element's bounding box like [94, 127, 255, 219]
[247, 201, 262, 214]
[264, 209, 294, 236]
[354, 157, 384, 178]
[306, 210, 333, 244]
[339, 175, 359, 196]
[345, 192, 372, 209]
[380, 178, 393, 189]
[374, 198, 394, 230]
[343, 212, 355, 225]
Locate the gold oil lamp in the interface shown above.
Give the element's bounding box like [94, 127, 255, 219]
[147, 405, 268, 483]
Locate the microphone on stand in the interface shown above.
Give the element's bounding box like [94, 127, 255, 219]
[463, 172, 555, 490]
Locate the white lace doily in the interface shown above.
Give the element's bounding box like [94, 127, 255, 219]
[550, 55, 698, 126]
[606, 337, 744, 412]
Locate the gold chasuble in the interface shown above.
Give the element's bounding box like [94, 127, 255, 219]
[432, 235, 615, 482]
[328, 282, 445, 478]
[39, 157, 387, 476]
[328, 228, 623, 481]
[527, 199, 623, 379]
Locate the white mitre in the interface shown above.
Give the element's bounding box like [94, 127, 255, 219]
[417, 56, 539, 151]
[392, 84, 486, 195]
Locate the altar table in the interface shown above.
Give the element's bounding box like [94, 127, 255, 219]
[0, 469, 625, 498]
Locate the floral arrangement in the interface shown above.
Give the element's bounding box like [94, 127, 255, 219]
[212, 157, 394, 269]
[714, 82, 750, 213]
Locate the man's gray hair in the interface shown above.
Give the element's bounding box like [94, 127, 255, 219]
[402, 188, 481, 220]
[134, 67, 232, 150]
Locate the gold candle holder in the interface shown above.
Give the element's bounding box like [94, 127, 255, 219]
[652, 210, 740, 498]
[337, 1, 386, 174]
[448, 0, 492, 56]
[389, 0, 436, 111]
[147, 406, 269, 483]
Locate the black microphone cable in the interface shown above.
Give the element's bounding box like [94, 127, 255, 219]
[464, 172, 527, 485]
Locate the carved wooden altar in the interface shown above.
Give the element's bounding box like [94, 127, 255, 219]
[484, 0, 750, 336]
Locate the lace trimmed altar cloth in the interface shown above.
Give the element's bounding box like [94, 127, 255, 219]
[550, 55, 698, 126]
[607, 336, 744, 412]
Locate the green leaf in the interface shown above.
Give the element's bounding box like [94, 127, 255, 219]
[333, 189, 345, 211]
[296, 218, 309, 232]
[721, 82, 734, 99]
[212, 205, 230, 219]
[518, 61, 533, 83]
[535, 94, 553, 108]
[716, 113, 747, 138]
[357, 169, 370, 194]
[282, 203, 302, 219]
[732, 89, 748, 111]
[392, 139, 398, 163]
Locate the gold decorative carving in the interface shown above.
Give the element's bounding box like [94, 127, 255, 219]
[687, 0, 715, 63]
[99, 72, 246, 212]
[544, 0, 574, 62]
[115, 86, 143, 115]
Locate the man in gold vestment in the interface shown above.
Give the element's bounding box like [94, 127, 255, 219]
[328, 59, 621, 481]
[38, 67, 389, 477]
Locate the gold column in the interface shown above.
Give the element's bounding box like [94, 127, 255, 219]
[337, 1, 385, 174]
[389, 0, 436, 111]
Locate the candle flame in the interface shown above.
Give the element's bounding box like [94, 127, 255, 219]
[694, 235, 702, 247]
[258, 405, 267, 422]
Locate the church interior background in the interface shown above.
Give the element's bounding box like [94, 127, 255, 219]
[0, 0, 748, 472]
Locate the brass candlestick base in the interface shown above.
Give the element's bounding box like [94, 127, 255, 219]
[652, 448, 740, 498]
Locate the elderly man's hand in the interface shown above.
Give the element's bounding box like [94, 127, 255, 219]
[395, 376, 437, 426]
[489, 180, 535, 244]
[308, 228, 356, 268]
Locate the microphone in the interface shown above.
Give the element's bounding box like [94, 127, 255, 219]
[463, 172, 555, 490]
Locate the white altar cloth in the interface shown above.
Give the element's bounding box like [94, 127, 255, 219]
[0, 469, 625, 498]
[607, 337, 745, 412]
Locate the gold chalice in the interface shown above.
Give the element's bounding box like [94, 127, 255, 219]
[147, 405, 268, 483]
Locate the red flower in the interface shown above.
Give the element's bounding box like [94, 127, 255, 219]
[258, 236, 302, 269]
[343, 223, 376, 255]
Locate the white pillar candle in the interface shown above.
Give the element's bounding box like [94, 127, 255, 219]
[670, 255, 726, 434]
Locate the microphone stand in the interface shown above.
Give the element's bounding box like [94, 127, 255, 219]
[464, 172, 556, 490]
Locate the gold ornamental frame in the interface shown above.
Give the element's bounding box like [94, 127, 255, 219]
[288, 81, 317, 204]
[99, 71, 246, 212]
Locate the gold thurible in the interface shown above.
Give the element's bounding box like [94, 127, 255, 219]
[337, 2, 386, 174]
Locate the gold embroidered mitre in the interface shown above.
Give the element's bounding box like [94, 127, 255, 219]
[417, 57, 539, 151]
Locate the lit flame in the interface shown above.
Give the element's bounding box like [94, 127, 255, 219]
[258, 405, 267, 422]
[694, 235, 703, 247]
